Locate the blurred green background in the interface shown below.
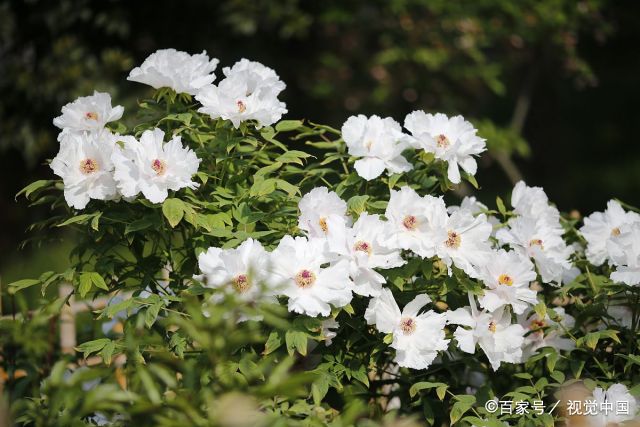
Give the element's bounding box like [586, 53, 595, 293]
[1, 0, 639, 289]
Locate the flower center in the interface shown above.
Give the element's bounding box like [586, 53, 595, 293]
[399, 317, 417, 335]
[318, 217, 328, 233]
[354, 240, 372, 256]
[231, 274, 251, 293]
[498, 274, 514, 286]
[85, 111, 99, 121]
[445, 230, 461, 249]
[151, 159, 167, 176]
[530, 319, 546, 330]
[237, 100, 247, 113]
[611, 227, 621, 237]
[365, 140, 373, 151]
[295, 269, 316, 288]
[79, 158, 98, 174]
[488, 321, 497, 333]
[436, 134, 450, 148]
[529, 239, 544, 250]
[402, 215, 418, 231]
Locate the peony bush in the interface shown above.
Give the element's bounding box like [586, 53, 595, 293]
[5, 48, 640, 426]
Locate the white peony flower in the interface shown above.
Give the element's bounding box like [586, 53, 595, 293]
[517, 307, 575, 360]
[580, 200, 640, 266]
[111, 128, 200, 204]
[197, 59, 287, 129]
[383, 186, 447, 258]
[327, 213, 405, 296]
[477, 249, 538, 314]
[196, 239, 276, 318]
[53, 91, 123, 133]
[608, 223, 640, 286]
[510, 181, 561, 225]
[127, 48, 218, 95]
[222, 58, 286, 93]
[447, 196, 500, 234]
[50, 131, 119, 209]
[497, 215, 574, 285]
[432, 208, 493, 278]
[447, 295, 525, 371]
[341, 115, 412, 181]
[298, 187, 350, 238]
[365, 288, 449, 370]
[269, 235, 353, 317]
[404, 111, 486, 184]
[586, 383, 638, 427]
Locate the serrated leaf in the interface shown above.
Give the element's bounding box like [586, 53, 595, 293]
[76, 338, 111, 358]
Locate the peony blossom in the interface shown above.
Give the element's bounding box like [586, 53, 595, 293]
[50, 130, 119, 209]
[607, 222, 640, 286]
[477, 249, 538, 314]
[365, 288, 449, 370]
[298, 187, 350, 238]
[580, 200, 640, 266]
[497, 216, 573, 285]
[383, 186, 447, 258]
[127, 48, 218, 95]
[404, 111, 486, 184]
[341, 114, 412, 180]
[53, 91, 123, 134]
[432, 208, 493, 278]
[517, 307, 575, 360]
[497, 182, 574, 285]
[447, 295, 525, 371]
[196, 239, 275, 318]
[269, 235, 353, 317]
[327, 213, 405, 296]
[111, 128, 201, 204]
[586, 383, 638, 426]
[197, 59, 287, 129]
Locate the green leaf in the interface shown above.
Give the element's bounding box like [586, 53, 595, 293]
[409, 381, 447, 398]
[347, 195, 369, 215]
[57, 214, 95, 227]
[16, 179, 52, 199]
[144, 301, 163, 328]
[76, 338, 111, 358]
[89, 272, 109, 291]
[101, 341, 116, 366]
[436, 385, 448, 401]
[276, 150, 312, 165]
[450, 395, 476, 425]
[162, 198, 185, 227]
[275, 120, 304, 132]
[285, 330, 308, 356]
[78, 273, 93, 298]
[263, 332, 282, 355]
[7, 279, 40, 294]
[496, 196, 506, 215]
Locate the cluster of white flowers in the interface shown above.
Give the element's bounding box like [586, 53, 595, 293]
[496, 181, 575, 285]
[51, 49, 289, 209]
[51, 93, 200, 209]
[580, 200, 640, 286]
[196, 182, 583, 371]
[341, 111, 486, 183]
[125, 48, 287, 128]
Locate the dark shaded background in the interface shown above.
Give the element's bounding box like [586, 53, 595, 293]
[1, 0, 639, 281]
